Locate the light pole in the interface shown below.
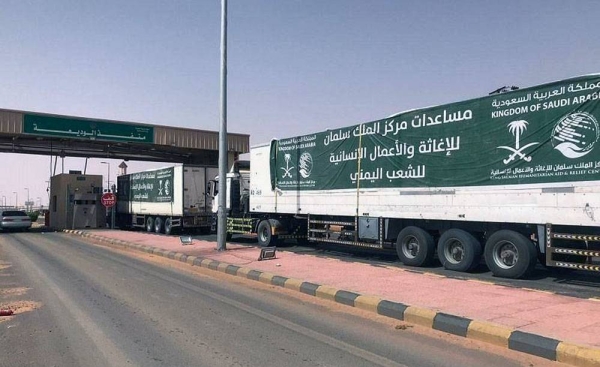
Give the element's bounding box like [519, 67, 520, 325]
[101, 161, 115, 229]
[217, 0, 228, 251]
[13, 191, 17, 210]
[1, 195, 5, 209]
[45, 180, 51, 209]
[101, 161, 110, 192]
[24, 187, 30, 212]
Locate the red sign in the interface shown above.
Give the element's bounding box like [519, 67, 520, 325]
[101, 192, 117, 208]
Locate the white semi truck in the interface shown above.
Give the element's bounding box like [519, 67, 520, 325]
[211, 74, 600, 279]
[117, 165, 218, 234]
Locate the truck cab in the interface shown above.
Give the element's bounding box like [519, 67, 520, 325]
[208, 161, 251, 231]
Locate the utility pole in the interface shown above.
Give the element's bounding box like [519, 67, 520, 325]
[24, 187, 30, 212]
[101, 161, 115, 228]
[45, 180, 50, 204]
[216, 0, 228, 251]
[101, 161, 111, 191]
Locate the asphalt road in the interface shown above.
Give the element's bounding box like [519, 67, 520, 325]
[0, 232, 556, 367]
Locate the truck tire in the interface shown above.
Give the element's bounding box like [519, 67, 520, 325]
[484, 230, 537, 279]
[164, 218, 173, 235]
[396, 226, 435, 267]
[257, 220, 278, 247]
[154, 217, 163, 233]
[437, 229, 482, 272]
[146, 217, 154, 232]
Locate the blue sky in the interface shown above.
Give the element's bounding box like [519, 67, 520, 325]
[1, 0, 599, 207]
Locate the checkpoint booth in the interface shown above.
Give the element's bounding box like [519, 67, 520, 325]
[49, 172, 106, 230]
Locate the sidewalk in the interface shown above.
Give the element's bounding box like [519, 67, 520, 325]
[64, 229, 600, 366]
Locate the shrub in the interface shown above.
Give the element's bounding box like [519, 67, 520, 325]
[28, 211, 39, 222]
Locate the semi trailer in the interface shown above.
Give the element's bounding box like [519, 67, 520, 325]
[117, 165, 218, 234]
[212, 74, 600, 279]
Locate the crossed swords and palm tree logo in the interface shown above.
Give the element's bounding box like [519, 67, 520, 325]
[158, 179, 171, 196]
[281, 153, 294, 178]
[498, 120, 539, 164]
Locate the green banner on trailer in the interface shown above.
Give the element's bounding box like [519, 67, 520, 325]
[271, 74, 600, 190]
[130, 167, 174, 202]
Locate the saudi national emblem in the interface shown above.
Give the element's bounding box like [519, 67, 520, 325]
[281, 153, 294, 179]
[498, 120, 539, 164]
[552, 112, 599, 159]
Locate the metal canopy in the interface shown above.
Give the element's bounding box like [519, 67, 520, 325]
[0, 108, 249, 165]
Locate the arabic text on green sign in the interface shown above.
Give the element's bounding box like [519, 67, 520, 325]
[23, 114, 154, 144]
[131, 167, 174, 202]
[271, 74, 600, 190]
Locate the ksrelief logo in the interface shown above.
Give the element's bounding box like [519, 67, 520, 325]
[298, 152, 313, 178]
[164, 179, 170, 196]
[552, 112, 599, 158]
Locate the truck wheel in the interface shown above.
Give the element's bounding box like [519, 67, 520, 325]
[484, 230, 537, 279]
[154, 217, 163, 233]
[146, 217, 154, 232]
[257, 220, 278, 247]
[437, 229, 482, 272]
[396, 226, 435, 267]
[164, 218, 173, 235]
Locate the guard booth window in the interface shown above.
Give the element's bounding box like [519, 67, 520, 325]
[74, 200, 97, 205]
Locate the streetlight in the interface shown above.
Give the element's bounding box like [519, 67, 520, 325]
[13, 191, 17, 210]
[100, 161, 110, 192]
[24, 187, 30, 212]
[217, 0, 228, 251]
